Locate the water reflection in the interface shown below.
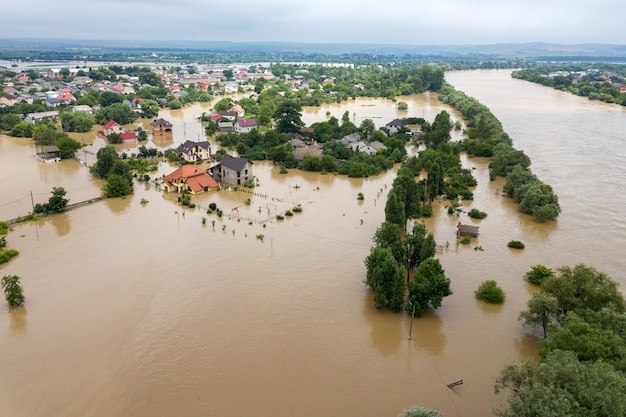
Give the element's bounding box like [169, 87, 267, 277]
[9, 306, 27, 334]
[105, 195, 133, 215]
[476, 300, 504, 316]
[364, 295, 402, 355]
[411, 309, 447, 356]
[42, 213, 72, 237]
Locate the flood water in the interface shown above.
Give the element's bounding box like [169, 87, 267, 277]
[1, 70, 625, 417]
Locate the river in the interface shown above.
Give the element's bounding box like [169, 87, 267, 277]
[0, 69, 624, 417]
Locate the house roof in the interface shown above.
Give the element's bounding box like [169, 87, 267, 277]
[457, 224, 480, 234]
[103, 120, 120, 130]
[386, 118, 407, 127]
[151, 118, 173, 127]
[120, 132, 137, 141]
[235, 118, 257, 128]
[219, 155, 252, 171]
[218, 111, 237, 117]
[163, 165, 218, 191]
[177, 140, 211, 154]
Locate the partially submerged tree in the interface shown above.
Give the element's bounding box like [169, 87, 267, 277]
[364, 247, 406, 312]
[1, 275, 25, 307]
[407, 258, 452, 316]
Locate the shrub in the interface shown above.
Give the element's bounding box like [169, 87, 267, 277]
[0, 249, 19, 265]
[209, 203, 217, 211]
[292, 205, 302, 213]
[140, 198, 149, 205]
[256, 234, 264, 241]
[280, 166, 288, 174]
[507, 240, 525, 249]
[243, 179, 255, 188]
[525, 264, 553, 285]
[475, 280, 505, 304]
[244, 198, 251, 205]
[468, 208, 487, 219]
[458, 236, 472, 245]
[284, 210, 293, 216]
[1, 274, 25, 307]
[276, 215, 284, 220]
[188, 203, 196, 209]
[0, 222, 8, 234]
[357, 192, 364, 201]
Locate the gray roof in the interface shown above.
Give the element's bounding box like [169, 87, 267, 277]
[177, 140, 211, 153]
[219, 155, 252, 171]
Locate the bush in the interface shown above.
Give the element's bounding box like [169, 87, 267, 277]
[507, 240, 525, 249]
[209, 203, 217, 211]
[357, 192, 364, 200]
[475, 280, 505, 304]
[0, 249, 19, 265]
[284, 210, 293, 216]
[1, 274, 25, 307]
[0, 222, 8, 234]
[292, 205, 302, 213]
[458, 236, 472, 244]
[468, 208, 487, 219]
[525, 264, 553, 285]
[276, 215, 284, 220]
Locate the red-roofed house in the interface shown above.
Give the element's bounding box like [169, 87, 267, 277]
[103, 120, 125, 136]
[120, 132, 137, 142]
[162, 165, 219, 194]
[234, 118, 258, 133]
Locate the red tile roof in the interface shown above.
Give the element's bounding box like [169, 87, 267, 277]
[103, 120, 118, 130]
[120, 132, 136, 141]
[163, 165, 218, 192]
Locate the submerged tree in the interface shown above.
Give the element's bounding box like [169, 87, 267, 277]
[364, 247, 406, 312]
[407, 258, 452, 316]
[1, 275, 25, 307]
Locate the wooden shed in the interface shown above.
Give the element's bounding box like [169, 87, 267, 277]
[457, 223, 480, 238]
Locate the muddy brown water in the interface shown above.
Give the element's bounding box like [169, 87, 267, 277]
[1, 70, 625, 417]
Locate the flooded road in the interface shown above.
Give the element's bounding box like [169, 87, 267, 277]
[1, 70, 625, 417]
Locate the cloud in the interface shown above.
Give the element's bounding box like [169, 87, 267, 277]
[2, 0, 625, 45]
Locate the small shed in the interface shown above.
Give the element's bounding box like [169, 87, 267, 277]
[457, 223, 479, 238]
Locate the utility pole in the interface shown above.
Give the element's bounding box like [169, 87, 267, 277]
[30, 191, 35, 213]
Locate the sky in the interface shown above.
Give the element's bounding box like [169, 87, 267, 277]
[2, 0, 623, 45]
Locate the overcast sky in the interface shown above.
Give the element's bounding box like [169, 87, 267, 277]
[2, 0, 622, 45]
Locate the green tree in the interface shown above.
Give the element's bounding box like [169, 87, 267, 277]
[0, 114, 22, 131]
[373, 221, 406, 263]
[90, 145, 119, 179]
[9, 122, 33, 138]
[138, 71, 162, 87]
[213, 98, 232, 112]
[47, 187, 69, 211]
[364, 247, 406, 312]
[140, 99, 159, 118]
[61, 111, 96, 133]
[96, 103, 137, 125]
[495, 350, 626, 417]
[475, 280, 506, 304]
[384, 190, 406, 230]
[519, 292, 560, 338]
[56, 136, 82, 159]
[1, 275, 25, 307]
[359, 118, 376, 137]
[99, 91, 125, 107]
[408, 258, 452, 316]
[397, 406, 443, 417]
[525, 264, 554, 285]
[273, 100, 304, 133]
[104, 173, 133, 197]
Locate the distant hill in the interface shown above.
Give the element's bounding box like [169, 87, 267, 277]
[1, 38, 625, 61]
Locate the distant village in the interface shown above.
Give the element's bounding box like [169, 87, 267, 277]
[0, 61, 422, 196]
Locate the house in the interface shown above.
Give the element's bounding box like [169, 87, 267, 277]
[218, 111, 237, 121]
[71, 105, 93, 114]
[176, 140, 212, 162]
[234, 118, 258, 133]
[45, 97, 61, 107]
[350, 141, 377, 155]
[151, 118, 173, 135]
[369, 141, 387, 152]
[230, 104, 245, 117]
[120, 132, 137, 142]
[293, 146, 323, 162]
[162, 165, 219, 194]
[24, 111, 59, 124]
[210, 155, 253, 185]
[385, 118, 408, 135]
[217, 121, 234, 133]
[0, 94, 18, 107]
[103, 120, 125, 136]
[36, 145, 61, 162]
[339, 133, 361, 147]
[456, 223, 480, 238]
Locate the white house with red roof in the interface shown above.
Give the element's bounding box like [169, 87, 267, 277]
[103, 120, 125, 136]
[162, 165, 219, 194]
[234, 118, 258, 133]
